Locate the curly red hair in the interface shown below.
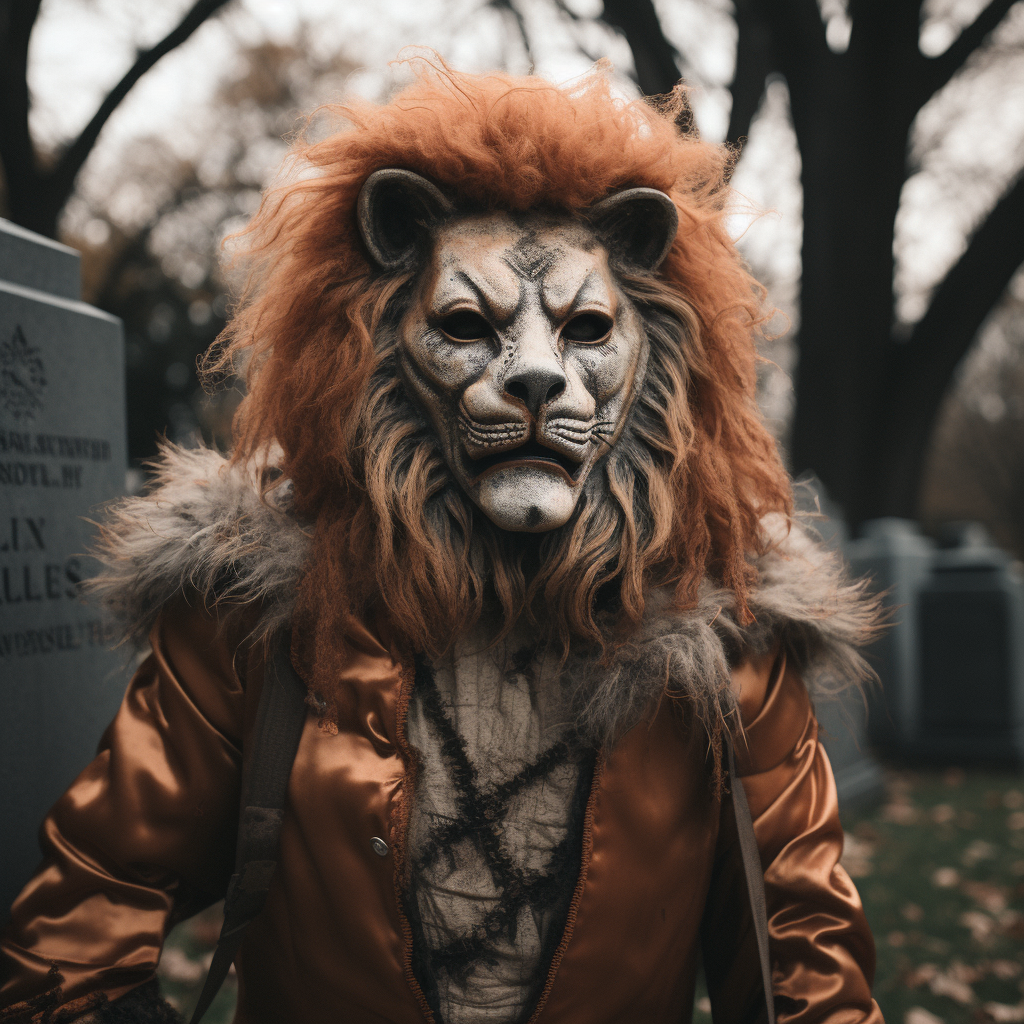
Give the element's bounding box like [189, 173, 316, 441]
[211, 59, 792, 664]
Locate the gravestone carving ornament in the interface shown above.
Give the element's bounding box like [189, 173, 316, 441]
[0, 68, 883, 1024]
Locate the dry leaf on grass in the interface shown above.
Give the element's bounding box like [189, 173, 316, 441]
[902, 903, 925, 923]
[929, 970, 975, 1005]
[991, 961, 1023, 981]
[842, 832, 875, 878]
[883, 801, 920, 825]
[158, 946, 206, 984]
[905, 964, 939, 988]
[962, 840, 998, 867]
[963, 881, 1009, 914]
[960, 910, 995, 943]
[906, 1006, 945, 1024]
[983, 1003, 1024, 1023]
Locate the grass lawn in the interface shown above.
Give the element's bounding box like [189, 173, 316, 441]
[847, 768, 1024, 1024]
[159, 767, 1024, 1023]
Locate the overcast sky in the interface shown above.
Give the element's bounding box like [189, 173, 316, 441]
[24, 0, 1024, 333]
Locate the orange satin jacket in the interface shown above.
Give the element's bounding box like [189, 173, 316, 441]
[0, 598, 882, 1024]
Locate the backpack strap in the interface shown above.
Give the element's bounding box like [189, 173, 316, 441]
[726, 736, 777, 1024]
[188, 638, 308, 1024]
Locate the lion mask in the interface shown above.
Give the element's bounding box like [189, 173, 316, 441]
[356, 169, 678, 532]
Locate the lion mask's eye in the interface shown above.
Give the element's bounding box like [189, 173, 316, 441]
[561, 313, 613, 344]
[438, 310, 492, 342]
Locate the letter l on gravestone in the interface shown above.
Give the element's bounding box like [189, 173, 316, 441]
[0, 219, 127, 923]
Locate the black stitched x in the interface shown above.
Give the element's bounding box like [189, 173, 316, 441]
[410, 661, 579, 983]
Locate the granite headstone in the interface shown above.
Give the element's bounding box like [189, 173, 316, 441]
[0, 219, 127, 923]
[916, 526, 1024, 763]
[846, 519, 935, 753]
[794, 476, 885, 812]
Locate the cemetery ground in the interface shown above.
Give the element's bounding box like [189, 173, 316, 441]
[157, 767, 1024, 1024]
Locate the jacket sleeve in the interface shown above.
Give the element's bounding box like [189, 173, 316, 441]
[701, 649, 883, 1024]
[0, 599, 250, 1021]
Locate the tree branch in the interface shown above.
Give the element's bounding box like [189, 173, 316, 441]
[49, 0, 233, 202]
[600, 0, 682, 95]
[918, 0, 1020, 106]
[882, 171, 1024, 509]
[489, 0, 533, 65]
[0, 0, 43, 210]
[902, 171, 1024, 385]
[748, 0, 831, 143]
[726, 0, 775, 147]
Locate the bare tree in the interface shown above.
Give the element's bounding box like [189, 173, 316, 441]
[590, 0, 1024, 527]
[0, 0, 232, 239]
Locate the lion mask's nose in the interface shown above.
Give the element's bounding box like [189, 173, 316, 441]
[503, 364, 567, 417]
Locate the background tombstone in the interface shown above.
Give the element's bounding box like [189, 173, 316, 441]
[916, 523, 1024, 764]
[794, 476, 885, 812]
[846, 519, 936, 754]
[0, 219, 127, 923]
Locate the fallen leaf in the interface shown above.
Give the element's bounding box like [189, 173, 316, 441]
[960, 910, 995, 943]
[884, 802, 921, 825]
[158, 946, 206, 984]
[842, 832, 875, 878]
[906, 964, 939, 988]
[906, 1006, 945, 1024]
[902, 903, 925, 923]
[947, 961, 982, 985]
[992, 962, 1023, 981]
[933, 867, 961, 888]
[963, 881, 1009, 914]
[962, 840, 998, 867]
[983, 1003, 1024, 1023]
[998, 909, 1024, 940]
[930, 971, 975, 1004]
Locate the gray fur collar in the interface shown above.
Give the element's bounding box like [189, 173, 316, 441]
[91, 444, 309, 647]
[91, 445, 878, 739]
[564, 513, 879, 745]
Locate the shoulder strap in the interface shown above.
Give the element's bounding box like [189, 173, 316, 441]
[726, 737, 777, 1024]
[188, 638, 308, 1024]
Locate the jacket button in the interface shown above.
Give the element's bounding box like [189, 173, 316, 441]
[371, 836, 389, 857]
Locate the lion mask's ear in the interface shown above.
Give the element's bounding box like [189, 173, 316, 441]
[357, 168, 453, 271]
[587, 187, 678, 272]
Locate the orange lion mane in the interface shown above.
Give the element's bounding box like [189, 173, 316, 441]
[208, 59, 793, 666]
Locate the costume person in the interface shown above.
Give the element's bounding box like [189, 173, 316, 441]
[0, 65, 883, 1024]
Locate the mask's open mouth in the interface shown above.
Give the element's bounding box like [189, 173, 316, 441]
[468, 440, 581, 482]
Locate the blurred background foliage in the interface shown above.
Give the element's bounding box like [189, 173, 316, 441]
[1, 0, 1022, 556]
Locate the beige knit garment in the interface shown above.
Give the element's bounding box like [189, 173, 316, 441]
[405, 619, 583, 1024]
